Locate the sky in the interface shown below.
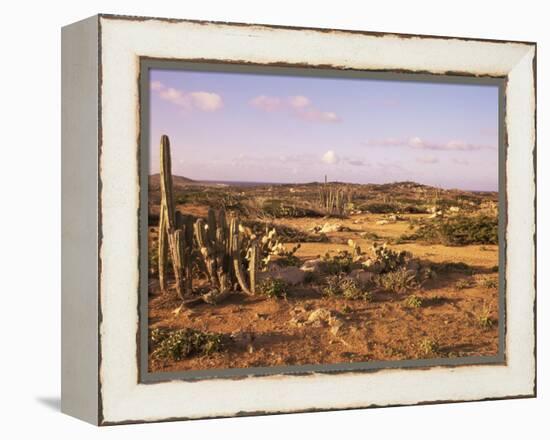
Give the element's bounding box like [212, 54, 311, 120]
[148, 68, 499, 191]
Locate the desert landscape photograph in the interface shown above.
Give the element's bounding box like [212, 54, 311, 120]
[146, 68, 501, 374]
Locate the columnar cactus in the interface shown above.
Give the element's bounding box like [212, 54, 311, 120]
[318, 185, 351, 216]
[157, 135, 194, 298]
[156, 134, 294, 302]
[194, 209, 233, 293]
[158, 135, 174, 294]
[194, 209, 259, 296]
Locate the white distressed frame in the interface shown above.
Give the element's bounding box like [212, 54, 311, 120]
[89, 15, 536, 424]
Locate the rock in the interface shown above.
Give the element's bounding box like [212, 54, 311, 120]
[258, 266, 305, 285]
[449, 206, 460, 212]
[376, 220, 389, 225]
[348, 269, 375, 285]
[307, 308, 333, 324]
[306, 308, 345, 335]
[320, 223, 344, 233]
[300, 258, 323, 273]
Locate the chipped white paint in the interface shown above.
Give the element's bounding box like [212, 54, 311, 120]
[98, 16, 536, 424]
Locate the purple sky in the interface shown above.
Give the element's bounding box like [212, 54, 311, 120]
[148, 69, 499, 191]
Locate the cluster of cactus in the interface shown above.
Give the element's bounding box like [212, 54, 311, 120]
[157, 135, 293, 302]
[257, 227, 300, 268]
[194, 208, 262, 296]
[158, 135, 195, 299]
[363, 243, 411, 274]
[318, 185, 353, 216]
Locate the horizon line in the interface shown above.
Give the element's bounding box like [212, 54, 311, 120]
[149, 173, 498, 193]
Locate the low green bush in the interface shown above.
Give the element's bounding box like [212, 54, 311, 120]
[407, 215, 498, 246]
[258, 277, 289, 298]
[322, 275, 372, 301]
[151, 328, 226, 361]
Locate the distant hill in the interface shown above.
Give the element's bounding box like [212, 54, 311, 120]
[149, 173, 196, 190]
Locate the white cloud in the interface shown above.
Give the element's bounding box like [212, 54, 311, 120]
[190, 92, 223, 111]
[249, 94, 340, 123]
[151, 81, 223, 112]
[322, 150, 340, 165]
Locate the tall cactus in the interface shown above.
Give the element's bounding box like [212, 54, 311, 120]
[318, 184, 350, 217]
[157, 135, 193, 298]
[158, 135, 174, 293]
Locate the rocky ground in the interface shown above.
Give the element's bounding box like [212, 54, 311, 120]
[148, 207, 499, 373]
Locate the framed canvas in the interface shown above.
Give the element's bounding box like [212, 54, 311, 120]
[61, 14, 537, 425]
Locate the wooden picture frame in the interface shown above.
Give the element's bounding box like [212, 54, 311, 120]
[61, 14, 536, 425]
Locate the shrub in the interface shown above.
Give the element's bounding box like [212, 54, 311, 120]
[321, 275, 342, 297]
[151, 328, 226, 361]
[366, 243, 410, 274]
[321, 250, 355, 275]
[362, 202, 399, 214]
[322, 275, 372, 301]
[404, 294, 423, 308]
[407, 215, 498, 246]
[261, 199, 321, 218]
[375, 267, 418, 294]
[477, 304, 495, 329]
[433, 261, 473, 274]
[455, 279, 475, 290]
[275, 254, 301, 267]
[481, 277, 498, 289]
[258, 277, 289, 298]
[303, 271, 319, 284]
[419, 338, 440, 356]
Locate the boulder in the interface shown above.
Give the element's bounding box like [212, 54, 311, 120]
[348, 269, 375, 285]
[320, 222, 344, 233]
[306, 308, 345, 335]
[300, 258, 323, 273]
[258, 266, 305, 285]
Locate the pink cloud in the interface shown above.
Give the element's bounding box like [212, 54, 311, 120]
[288, 95, 311, 108]
[249, 94, 341, 123]
[151, 81, 223, 112]
[249, 95, 283, 111]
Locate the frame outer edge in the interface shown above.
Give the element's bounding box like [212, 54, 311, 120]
[61, 14, 100, 425]
[96, 16, 536, 425]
